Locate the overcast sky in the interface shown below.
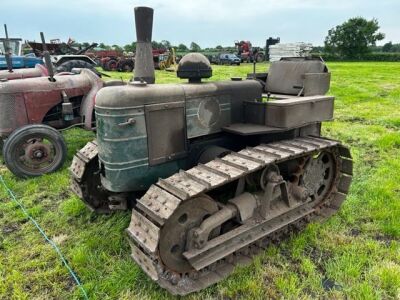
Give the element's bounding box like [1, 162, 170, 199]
[2, 0, 399, 48]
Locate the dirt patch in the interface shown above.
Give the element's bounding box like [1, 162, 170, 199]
[374, 234, 397, 246]
[2, 223, 19, 234]
[307, 247, 333, 274]
[349, 228, 361, 237]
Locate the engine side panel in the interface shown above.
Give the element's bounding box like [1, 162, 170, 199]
[95, 80, 262, 193]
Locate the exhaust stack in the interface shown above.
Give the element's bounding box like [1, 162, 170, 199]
[133, 6, 155, 84]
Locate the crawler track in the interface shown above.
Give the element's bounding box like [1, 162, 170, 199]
[125, 136, 353, 295]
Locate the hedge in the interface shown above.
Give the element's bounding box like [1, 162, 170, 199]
[311, 52, 400, 62]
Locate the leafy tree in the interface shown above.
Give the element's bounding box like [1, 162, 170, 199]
[215, 45, 223, 50]
[98, 42, 111, 50]
[112, 44, 123, 52]
[152, 41, 164, 49]
[177, 43, 188, 51]
[190, 42, 201, 52]
[324, 17, 385, 58]
[382, 42, 393, 52]
[124, 42, 136, 53]
[161, 40, 171, 49]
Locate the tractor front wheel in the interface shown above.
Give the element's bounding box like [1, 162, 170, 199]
[3, 125, 67, 178]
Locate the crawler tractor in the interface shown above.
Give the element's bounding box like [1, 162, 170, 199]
[70, 6, 352, 296]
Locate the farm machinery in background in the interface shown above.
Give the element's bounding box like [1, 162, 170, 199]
[0, 24, 43, 71]
[0, 26, 101, 81]
[0, 32, 124, 178]
[98, 48, 176, 72]
[71, 6, 353, 296]
[235, 40, 265, 62]
[234, 38, 281, 62]
[26, 37, 98, 73]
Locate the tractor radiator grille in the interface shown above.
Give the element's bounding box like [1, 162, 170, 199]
[0, 95, 17, 136]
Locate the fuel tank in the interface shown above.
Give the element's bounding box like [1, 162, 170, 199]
[95, 79, 262, 192]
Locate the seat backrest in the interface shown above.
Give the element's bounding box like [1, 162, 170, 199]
[266, 60, 328, 95]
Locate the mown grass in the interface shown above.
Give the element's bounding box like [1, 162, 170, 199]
[1, 62, 399, 299]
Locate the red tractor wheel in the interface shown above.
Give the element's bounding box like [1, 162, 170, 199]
[3, 125, 67, 178]
[105, 59, 118, 71]
[119, 61, 134, 72]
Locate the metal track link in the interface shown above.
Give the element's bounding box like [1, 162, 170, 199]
[126, 136, 353, 295]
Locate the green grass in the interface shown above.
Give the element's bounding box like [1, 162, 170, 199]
[1, 62, 400, 299]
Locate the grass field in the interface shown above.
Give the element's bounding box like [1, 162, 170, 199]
[0, 62, 399, 300]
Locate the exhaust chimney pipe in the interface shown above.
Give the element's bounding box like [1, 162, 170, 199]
[133, 6, 155, 84]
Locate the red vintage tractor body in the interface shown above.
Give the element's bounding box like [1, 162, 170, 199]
[0, 64, 48, 81]
[0, 69, 101, 138]
[0, 69, 104, 177]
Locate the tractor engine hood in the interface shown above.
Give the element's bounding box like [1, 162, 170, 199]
[0, 69, 102, 137]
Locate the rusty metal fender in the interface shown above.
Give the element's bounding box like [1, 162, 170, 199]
[79, 69, 104, 130]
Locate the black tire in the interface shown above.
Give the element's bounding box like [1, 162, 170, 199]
[3, 125, 67, 178]
[256, 53, 265, 62]
[119, 61, 134, 72]
[105, 59, 118, 71]
[55, 59, 100, 76]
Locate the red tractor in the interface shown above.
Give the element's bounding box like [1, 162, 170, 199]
[98, 48, 167, 73]
[0, 33, 120, 178]
[0, 69, 104, 178]
[235, 40, 265, 62]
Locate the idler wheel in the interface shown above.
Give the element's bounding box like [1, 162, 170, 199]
[159, 195, 219, 273]
[302, 151, 336, 202]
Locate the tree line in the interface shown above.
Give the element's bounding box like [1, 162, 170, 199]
[75, 17, 399, 60]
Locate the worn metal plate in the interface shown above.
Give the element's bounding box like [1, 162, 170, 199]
[266, 143, 298, 155]
[158, 173, 207, 200]
[127, 209, 160, 254]
[341, 158, 353, 175]
[254, 145, 288, 158]
[137, 185, 181, 225]
[300, 136, 337, 147]
[291, 138, 322, 149]
[222, 153, 262, 172]
[70, 179, 83, 198]
[69, 155, 86, 180]
[204, 159, 245, 180]
[338, 174, 352, 193]
[78, 141, 98, 162]
[278, 140, 309, 151]
[129, 241, 159, 281]
[145, 101, 187, 166]
[186, 166, 227, 188]
[238, 148, 276, 164]
[330, 192, 347, 209]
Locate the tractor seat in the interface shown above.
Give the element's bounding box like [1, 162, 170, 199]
[265, 59, 330, 96]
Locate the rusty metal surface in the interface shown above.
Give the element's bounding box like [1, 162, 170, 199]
[0, 64, 48, 81]
[136, 185, 181, 226]
[127, 209, 160, 254]
[0, 70, 95, 137]
[145, 101, 187, 166]
[126, 137, 353, 295]
[70, 141, 98, 180]
[133, 7, 155, 84]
